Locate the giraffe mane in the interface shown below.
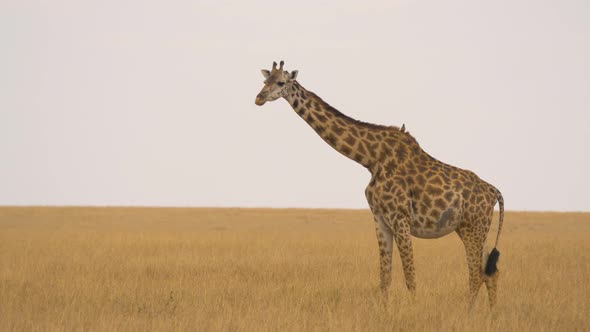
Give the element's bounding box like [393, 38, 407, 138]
[306, 90, 420, 146]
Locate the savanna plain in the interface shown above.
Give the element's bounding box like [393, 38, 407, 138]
[0, 207, 589, 331]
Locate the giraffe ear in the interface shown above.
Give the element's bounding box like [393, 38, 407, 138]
[261, 70, 271, 79]
[288, 70, 298, 80]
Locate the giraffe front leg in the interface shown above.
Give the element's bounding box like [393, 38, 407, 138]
[392, 216, 416, 295]
[374, 217, 394, 298]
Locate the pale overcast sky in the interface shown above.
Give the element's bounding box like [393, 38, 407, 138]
[1, 0, 589, 211]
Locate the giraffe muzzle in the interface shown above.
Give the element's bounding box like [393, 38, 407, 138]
[255, 92, 267, 106]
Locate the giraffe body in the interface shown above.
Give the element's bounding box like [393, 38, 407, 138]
[255, 61, 504, 310]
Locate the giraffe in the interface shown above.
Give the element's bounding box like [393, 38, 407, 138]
[255, 61, 505, 310]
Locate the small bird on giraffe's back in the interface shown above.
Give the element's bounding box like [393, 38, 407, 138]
[255, 61, 505, 311]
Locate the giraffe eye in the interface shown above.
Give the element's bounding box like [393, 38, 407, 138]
[277, 82, 285, 87]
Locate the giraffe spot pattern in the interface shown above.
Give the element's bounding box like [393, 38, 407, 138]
[269, 78, 503, 308]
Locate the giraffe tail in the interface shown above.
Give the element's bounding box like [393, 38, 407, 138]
[484, 190, 504, 276]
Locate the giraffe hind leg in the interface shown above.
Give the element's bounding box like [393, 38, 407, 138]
[483, 248, 500, 309]
[456, 227, 485, 310]
[484, 269, 500, 309]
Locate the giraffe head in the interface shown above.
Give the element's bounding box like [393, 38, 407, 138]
[255, 61, 298, 106]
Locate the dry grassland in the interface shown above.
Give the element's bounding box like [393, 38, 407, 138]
[0, 207, 589, 331]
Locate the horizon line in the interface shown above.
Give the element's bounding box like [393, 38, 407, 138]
[0, 205, 588, 213]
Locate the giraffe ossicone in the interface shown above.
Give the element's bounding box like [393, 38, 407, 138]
[255, 61, 505, 310]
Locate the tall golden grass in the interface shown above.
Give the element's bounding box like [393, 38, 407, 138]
[0, 207, 589, 331]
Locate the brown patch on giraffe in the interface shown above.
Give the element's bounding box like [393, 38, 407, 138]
[344, 135, 357, 146]
[325, 134, 337, 146]
[429, 209, 441, 219]
[444, 191, 454, 202]
[316, 114, 328, 123]
[419, 204, 429, 215]
[384, 138, 397, 147]
[366, 142, 379, 158]
[431, 176, 443, 186]
[331, 123, 346, 136]
[462, 189, 472, 200]
[395, 144, 408, 163]
[426, 185, 443, 196]
[416, 174, 426, 186]
[341, 145, 352, 155]
[412, 188, 423, 199]
[434, 198, 446, 210]
[397, 167, 407, 176]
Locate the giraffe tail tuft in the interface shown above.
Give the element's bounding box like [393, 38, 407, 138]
[484, 248, 500, 276]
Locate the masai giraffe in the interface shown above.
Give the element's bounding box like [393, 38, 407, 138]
[255, 61, 504, 309]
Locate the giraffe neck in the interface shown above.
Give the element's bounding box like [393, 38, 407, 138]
[284, 81, 401, 172]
